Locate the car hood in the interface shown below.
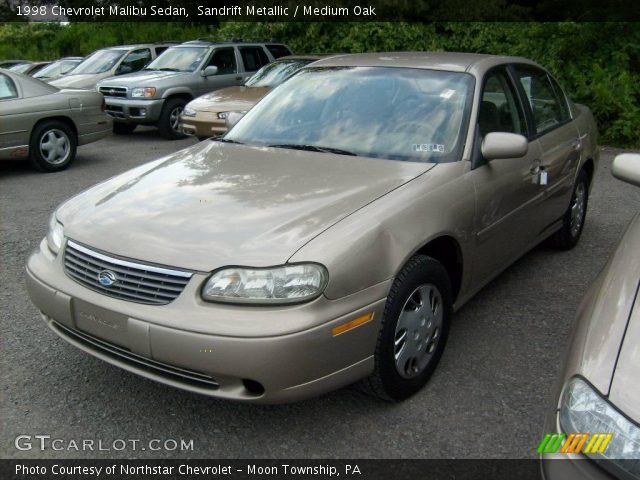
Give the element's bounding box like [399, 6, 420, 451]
[50, 73, 108, 89]
[189, 86, 271, 113]
[608, 290, 640, 423]
[58, 141, 433, 272]
[567, 213, 640, 404]
[98, 70, 190, 87]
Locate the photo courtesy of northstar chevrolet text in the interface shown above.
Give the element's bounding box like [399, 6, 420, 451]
[1, 0, 639, 478]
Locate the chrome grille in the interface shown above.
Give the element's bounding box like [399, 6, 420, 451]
[51, 320, 219, 389]
[99, 86, 127, 98]
[64, 240, 192, 305]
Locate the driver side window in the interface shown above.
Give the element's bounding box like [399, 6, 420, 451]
[207, 48, 237, 75]
[479, 70, 526, 137]
[120, 49, 151, 74]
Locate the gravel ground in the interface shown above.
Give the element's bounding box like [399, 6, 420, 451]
[1, 130, 639, 459]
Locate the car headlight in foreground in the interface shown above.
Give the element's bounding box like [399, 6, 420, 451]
[131, 87, 156, 98]
[46, 213, 64, 255]
[181, 106, 197, 117]
[201, 264, 328, 304]
[559, 377, 640, 476]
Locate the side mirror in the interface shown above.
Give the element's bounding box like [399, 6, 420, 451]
[201, 66, 218, 77]
[612, 153, 640, 187]
[481, 132, 528, 160]
[116, 64, 133, 75]
[225, 111, 245, 131]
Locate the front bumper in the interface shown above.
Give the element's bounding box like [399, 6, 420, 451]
[180, 111, 226, 138]
[104, 97, 165, 124]
[25, 239, 387, 403]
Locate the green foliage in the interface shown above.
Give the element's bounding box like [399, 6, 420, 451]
[0, 21, 638, 146]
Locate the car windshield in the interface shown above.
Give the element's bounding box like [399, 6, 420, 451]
[245, 59, 314, 88]
[144, 46, 207, 72]
[72, 50, 126, 74]
[9, 63, 32, 73]
[33, 59, 81, 79]
[226, 66, 474, 163]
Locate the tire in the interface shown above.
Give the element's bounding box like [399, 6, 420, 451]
[29, 120, 77, 172]
[361, 255, 453, 401]
[113, 122, 137, 135]
[158, 98, 187, 140]
[547, 169, 589, 250]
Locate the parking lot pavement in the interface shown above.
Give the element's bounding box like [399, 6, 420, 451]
[1, 132, 639, 459]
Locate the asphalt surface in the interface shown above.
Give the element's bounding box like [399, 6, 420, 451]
[1, 129, 639, 460]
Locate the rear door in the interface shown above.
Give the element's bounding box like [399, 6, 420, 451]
[511, 65, 581, 236]
[0, 73, 29, 158]
[238, 46, 271, 82]
[469, 66, 545, 285]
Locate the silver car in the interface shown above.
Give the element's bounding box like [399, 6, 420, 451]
[540, 153, 640, 480]
[0, 69, 112, 172]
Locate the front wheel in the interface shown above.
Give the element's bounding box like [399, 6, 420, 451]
[547, 169, 589, 250]
[29, 120, 77, 172]
[158, 98, 187, 140]
[361, 255, 452, 401]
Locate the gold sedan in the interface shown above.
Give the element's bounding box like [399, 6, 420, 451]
[180, 55, 323, 139]
[0, 69, 112, 172]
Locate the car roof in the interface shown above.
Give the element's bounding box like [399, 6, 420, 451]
[310, 52, 538, 73]
[0, 68, 59, 95]
[101, 42, 179, 51]
[276, 55, 326, 62]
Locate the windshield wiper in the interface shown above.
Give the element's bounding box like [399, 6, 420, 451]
[268, 144, 357, 156]
[155, 67, 181, 72]
[216, 137, 244, 144]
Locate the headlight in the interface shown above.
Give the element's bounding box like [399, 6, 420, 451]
[182, 106, 197, 117]
[46, 213, 64, 255]
[201, 264, 328, 304]
[559, 377, 640, 475]
[217, 111, 230, 119]
[131, 87, 156, 98]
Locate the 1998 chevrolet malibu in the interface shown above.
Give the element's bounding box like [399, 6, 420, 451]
[26, 53, 598, 403]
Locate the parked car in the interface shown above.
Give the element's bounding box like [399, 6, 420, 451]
[180, 55, 324, 139]
[0, 60, 30, 69]
[96, 39, 292, 139]
[49, 42, 178, 90]
[540, 153, 640, 480]
[0, 69, 112, 172]
[26, 52, 598, 403]
[33, 57, 84, 82]
[9, 61, 51, 76]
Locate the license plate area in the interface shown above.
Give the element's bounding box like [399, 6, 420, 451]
[73, 299, 128, 348]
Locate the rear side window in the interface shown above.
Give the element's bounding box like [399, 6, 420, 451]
[120, 48, 151, 73]
[514, 66, 570, 134]
[0, 74, 18, 100]
[154, 46, 170, 56]
[239, 47, 270, 72]
[208, 48, 237, 74]
[266, 44, 292, 59]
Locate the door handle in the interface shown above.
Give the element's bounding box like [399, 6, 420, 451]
[571, 139, 581, 151]
[530, 159, 541, 175]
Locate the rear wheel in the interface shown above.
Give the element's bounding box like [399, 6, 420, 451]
[361, 255, 452, 401]
[547, 169, 589, 250]
[113, 122, 137, 135]
[158, 98, 187, 140]
[29, 120, 77, 172]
